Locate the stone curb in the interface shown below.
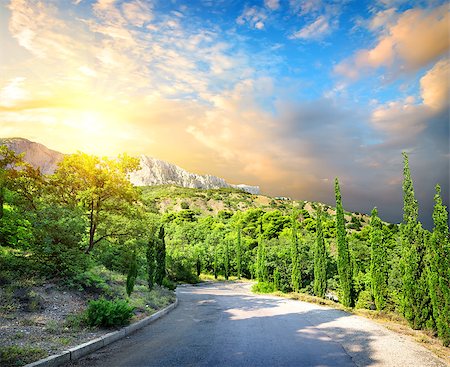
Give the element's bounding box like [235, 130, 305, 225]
[25, 298, 179, 367]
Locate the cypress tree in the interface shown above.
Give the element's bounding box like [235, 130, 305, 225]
[236, 227, 242, 279]
[274, 269, 281, 291]
[291, 210, 301, 292]
[146, 235, 156, 291]
[155, 225, 166, 286]
[224, 239, 230, 280]
[400, 152, 432, 329]
[257, 221, 268, 282]
[314, 206, 327, 298]
[370, 207, 388, 310]
[213, 241, 218, 279]
[335, 178, 353, 307]
[126, 251, 138, 297]
[427, 185, 450, 346]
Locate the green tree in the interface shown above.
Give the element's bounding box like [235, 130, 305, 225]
[370, 207, 388, 310]
[256, 221, 268, 282]
[400, 153, 432, 329]
[155, 225, 166, 286]
[236, 227, 242, 279]
[224, 238, 230, 280]
[291, 211, 301, 292]
[0, 145, 24, 219]
[427, 185, 450, 346]
[51, 152, 140, 253]
[335, 178, 353, 307]
[146, 232, 157, 291]
[314, 207, 327, 298]
[126, 250, 138, 296]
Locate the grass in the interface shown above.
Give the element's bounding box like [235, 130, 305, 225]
[0, 345, 47, 367]
[199, 273, 252, 282]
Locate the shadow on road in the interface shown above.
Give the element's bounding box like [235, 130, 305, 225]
[70, 283, 381, 366]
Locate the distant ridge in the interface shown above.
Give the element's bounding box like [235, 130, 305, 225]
[1, 138, 260, 194]
[0, 137, 64, 175]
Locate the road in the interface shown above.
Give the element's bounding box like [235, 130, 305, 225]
[70, 282, 447, 367]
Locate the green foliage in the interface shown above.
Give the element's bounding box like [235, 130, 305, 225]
[155, 226, 166, 286]
[32, 204, 91, 280]
[162, 277, 177, 291]
[256, 222, 268, 282]
[146, 233, 157, 291]
[291, 213, 301, 292]
[252, 281, 275, 293]
[273, 269, 281, 291]
[355, 289, 375, 310]
[427, 185, 450, 346]
[314, 207, 327, 297]
[86, 298, 134, 327]
[236, 227, 242, 279]
[335, 178, 354, 307]
[400, 153, 432, 329]
[51, 152, 140, 253]
[223, 238, 230, 280]
[0, 345, 47, 367]
[126, 252, 138, 297]
[370, 208, 388, 310]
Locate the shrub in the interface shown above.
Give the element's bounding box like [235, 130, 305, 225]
[252, 281, 275, 293]
[86, 298, 134, 327]
[355, 289, 375, 310]
[162, 277, 177, 290]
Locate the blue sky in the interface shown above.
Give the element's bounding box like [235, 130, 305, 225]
[0, 0, 448, 227]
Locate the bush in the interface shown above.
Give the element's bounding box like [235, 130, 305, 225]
[252, 281, 275, 293]
[162, 277, 177, 290]
[86, 298, 134, 327]
[355, 289, 375, 310]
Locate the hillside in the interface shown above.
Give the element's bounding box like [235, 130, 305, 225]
[140, 185, 371, 231]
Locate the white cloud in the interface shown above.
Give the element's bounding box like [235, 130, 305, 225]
[236, 6, 267, 30]
[290, 15, 330, 40]
[122, 1, 153, 27]
[264, 0, 280, 11]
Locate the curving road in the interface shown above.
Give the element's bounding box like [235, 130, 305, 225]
[70, 282, 447, 367]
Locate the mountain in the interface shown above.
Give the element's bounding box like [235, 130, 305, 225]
[1, 138, 260, 194]
[130, 155, 260, 194]
[0, 137, 64, 175]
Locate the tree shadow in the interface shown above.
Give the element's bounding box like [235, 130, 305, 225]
[71, 284, 380, 367]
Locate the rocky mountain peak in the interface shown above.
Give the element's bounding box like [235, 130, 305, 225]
[1, 138, 260, 194]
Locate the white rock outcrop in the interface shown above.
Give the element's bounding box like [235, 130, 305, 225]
[1, 138, 260, 194]
[129, 155, 260, 194]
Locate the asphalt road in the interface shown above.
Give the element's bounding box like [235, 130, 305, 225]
[70, 282, 447, 367]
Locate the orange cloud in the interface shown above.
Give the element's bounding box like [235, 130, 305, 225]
[336, 4, 449, 78]
[371, 58, 449, 142]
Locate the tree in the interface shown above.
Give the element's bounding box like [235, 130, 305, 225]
[0, 145, 24, 219]
[126, 250, 138, 296]
[335, 178, 353, 307]
[155, 225, 166, 286]
[236, 227, 242, 279]
[427, 185, 450, 346]
[400, 153, 432, 329]
[146, 231, 157, 291]
[256, 221, 268, 282]
[291, 210, 301, 292]
[314, 206, 327, 298]
[51, 152, 140, 253]
[370, 207, 388, 310]
[224, 238, 230, 280]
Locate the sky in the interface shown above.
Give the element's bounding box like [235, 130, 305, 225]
[0, 0, 448, 227]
